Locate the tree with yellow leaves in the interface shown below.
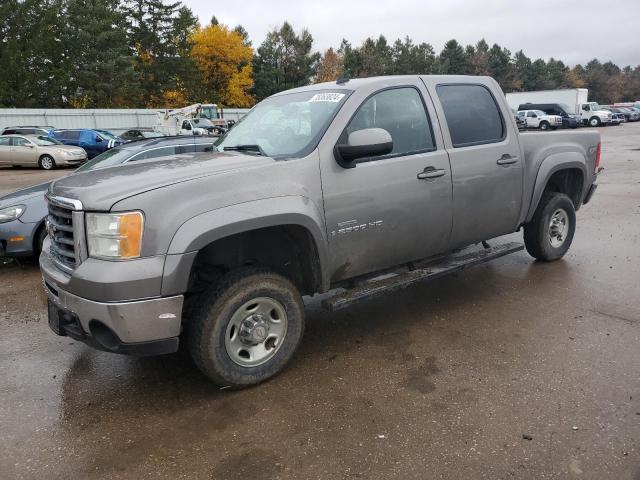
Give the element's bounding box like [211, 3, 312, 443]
[189, 24, 255, 108]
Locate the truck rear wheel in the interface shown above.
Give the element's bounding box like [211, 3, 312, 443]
[188, 267, 305, 388]
[524, 192, 576, 261]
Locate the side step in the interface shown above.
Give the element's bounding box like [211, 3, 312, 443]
[322, 242, 524, 312]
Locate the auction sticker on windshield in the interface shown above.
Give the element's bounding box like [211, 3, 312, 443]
[309, 93, 345, 102]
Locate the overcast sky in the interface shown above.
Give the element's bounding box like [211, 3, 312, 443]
[185, 0, 639, 67]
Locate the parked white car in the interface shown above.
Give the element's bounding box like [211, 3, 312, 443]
[517, 110, 563, 131]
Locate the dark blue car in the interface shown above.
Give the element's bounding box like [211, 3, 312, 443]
[52, 129, 124, 158]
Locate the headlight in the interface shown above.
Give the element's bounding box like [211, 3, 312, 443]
[0, 205, 26, 223]
[86, 211, 144, 259]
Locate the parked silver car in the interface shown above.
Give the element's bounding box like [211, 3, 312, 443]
[0, 135, 87, 169]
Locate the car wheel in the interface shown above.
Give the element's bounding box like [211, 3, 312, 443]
[188, 267, 305, 388]
[39, 155, 56, 170]
[589, 117, 601, 127]
[539, 121, 550, 131]
[524, 192, 576, 262]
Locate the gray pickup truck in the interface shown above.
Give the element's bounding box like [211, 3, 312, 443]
[40, 75, 600, 388]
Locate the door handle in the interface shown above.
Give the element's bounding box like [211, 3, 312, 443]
[497, 154, 518, 166]
[417, 167, 446, 180]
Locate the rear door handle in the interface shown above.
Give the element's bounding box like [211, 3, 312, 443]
[417, 167, 446, 180]
[497, 154, 518, 166]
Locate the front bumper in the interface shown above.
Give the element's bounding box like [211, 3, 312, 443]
[40, 246, 183, 355]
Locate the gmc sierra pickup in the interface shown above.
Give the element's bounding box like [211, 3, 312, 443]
[40, 75, 600, 388]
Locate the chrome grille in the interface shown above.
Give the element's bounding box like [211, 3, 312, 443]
[46, 197, 79, 271]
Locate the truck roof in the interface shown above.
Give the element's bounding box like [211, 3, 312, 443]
[274, 75, 497, 95]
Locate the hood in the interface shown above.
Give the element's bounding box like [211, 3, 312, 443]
[46, 144, 86, 153]
[49, 151, 275, 211]
[0, 181, 51, 208]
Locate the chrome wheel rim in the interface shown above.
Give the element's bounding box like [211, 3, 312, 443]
[224, 297, 288, 367]
[548, 208, 569, 248]
[41, 157, 53, 169]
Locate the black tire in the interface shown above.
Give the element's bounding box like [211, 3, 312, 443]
[589, 116, 601, 127]
[188, 267, 305, 388]
[39, 155, 56, 170]
[539, 121, 550, 131]
[524, 192, 576, 261]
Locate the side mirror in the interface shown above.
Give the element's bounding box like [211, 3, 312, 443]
[335, 128, 393, 168]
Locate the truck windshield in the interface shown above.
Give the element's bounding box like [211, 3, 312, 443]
[589, 102, 602, 111]
[215, 90, 350, 158]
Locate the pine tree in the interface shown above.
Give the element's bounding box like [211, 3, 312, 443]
[61, 0, 138, 107]
[252, 22, 320, 100]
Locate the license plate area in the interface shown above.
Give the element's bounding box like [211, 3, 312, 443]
[47, 299, 65, 336]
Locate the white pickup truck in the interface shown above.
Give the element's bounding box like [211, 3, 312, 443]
[517, 110, 563, 130]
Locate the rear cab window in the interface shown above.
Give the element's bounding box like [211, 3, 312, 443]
[436, 84, 505, 148]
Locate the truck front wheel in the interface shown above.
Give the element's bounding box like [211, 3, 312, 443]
[589, 116, 601, 127]
[524, 192, 576, 261]
[188, 267, 305, 388]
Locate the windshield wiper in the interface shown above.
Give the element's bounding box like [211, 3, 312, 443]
[223, 144, 266, 156]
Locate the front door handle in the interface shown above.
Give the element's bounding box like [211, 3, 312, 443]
[417, 167, 446, 180]
[497, 154, 518, 166]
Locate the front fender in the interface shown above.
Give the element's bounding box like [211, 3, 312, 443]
[162, 196, 330, 293]
[525, 152, 588, 223]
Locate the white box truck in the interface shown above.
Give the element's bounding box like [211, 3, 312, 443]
[506, 89, 612, 127]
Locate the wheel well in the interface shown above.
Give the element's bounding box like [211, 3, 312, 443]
[188, 225, 322, 296]
[544, 169, 584, 207]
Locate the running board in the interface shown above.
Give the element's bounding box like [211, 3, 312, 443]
[322, 242, 524, 312]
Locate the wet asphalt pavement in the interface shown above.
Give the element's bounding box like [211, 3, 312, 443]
[1, 124, 639, 479]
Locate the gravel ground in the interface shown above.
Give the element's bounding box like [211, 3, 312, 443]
[0, 123, 639, 479]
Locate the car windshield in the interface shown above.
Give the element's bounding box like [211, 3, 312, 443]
[215, 90, 350, 158]
[74, 147, 134, 172]
[96, 129, 119, 140]
[31, 136, 62, 146]
[534, 110, 546, 116]
[192, 118, 214, 127]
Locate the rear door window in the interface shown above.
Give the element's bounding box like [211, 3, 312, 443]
[0, 137, 11, 146]
[12, 137, 31, 146]
[436, 84, 505, 148]
[58, 130, 81, 140]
